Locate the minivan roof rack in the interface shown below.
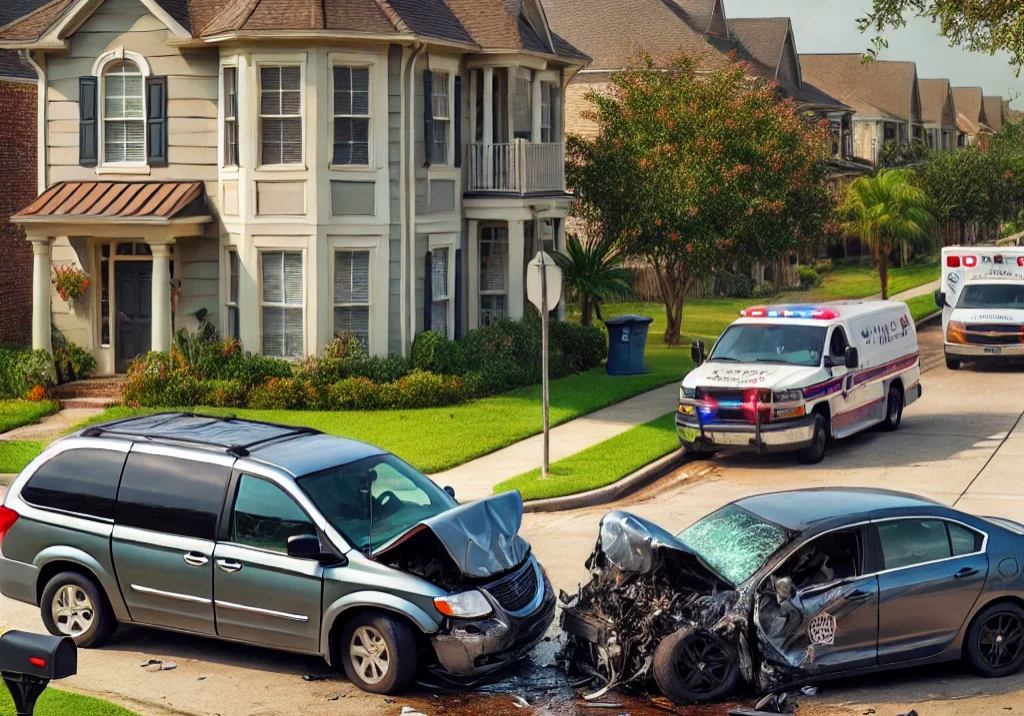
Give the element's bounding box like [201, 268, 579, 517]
[80, 412, 321, 457]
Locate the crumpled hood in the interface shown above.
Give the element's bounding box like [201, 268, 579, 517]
[950, 308, 1024, 324]
[374, 491, 531, 580]
[597, 510, 731, 590]
[683, 362, 825, 392]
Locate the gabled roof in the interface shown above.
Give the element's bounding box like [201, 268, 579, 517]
[918, 78, 956, 128]
[983, 95, 1005, 133]
[951, 87, 989, 135]
[669, 0, 728, 38]
[800, 54, 920, 122]
[440, 0, 585, 58]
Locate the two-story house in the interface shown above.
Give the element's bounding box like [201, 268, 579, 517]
[800, 54, 924, 165]
[0, 0, 587, 375]
[952, 87, 990, 147]
[919, 78, 957, 152]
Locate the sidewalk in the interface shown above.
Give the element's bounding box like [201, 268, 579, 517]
[877, 279, 940, 302]
[431, 382, 679, 502]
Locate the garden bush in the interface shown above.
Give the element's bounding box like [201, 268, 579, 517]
[412, 331, 467, 376]
[798, 265, 822, 290]
[53, 342, 97, 384]
[0, 347, 27, 399]
[752, 281, 777, 299]
[724, 273, 754, 298]
[16, 350, 57, 391]
[550, 320, 606, 374]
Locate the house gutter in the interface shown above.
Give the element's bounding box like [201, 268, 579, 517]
[23, 50, 46, 194]
[403, 42, 425, 356]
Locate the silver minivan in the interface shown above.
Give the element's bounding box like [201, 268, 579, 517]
[0, 413, 555, 694]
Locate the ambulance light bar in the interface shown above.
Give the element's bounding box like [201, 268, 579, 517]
[947, 254, 1024, 268]
[740, 306, 840, 320]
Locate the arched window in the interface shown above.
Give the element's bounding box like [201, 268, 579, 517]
[103, 60, 145, 164]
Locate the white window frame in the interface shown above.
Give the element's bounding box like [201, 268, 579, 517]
[226, 247, 240, 341]
[222, 64, 239, 168]
[428, 56, 459, 168]
[330, 62, 373, 169]
[429, 235, 456, 339]
[331, 248, 373, 349]
[255, 57, 306, 169]
[259, 249, 305, 359]
[479, 224, 508, 327]
[92, 49, 151, 173]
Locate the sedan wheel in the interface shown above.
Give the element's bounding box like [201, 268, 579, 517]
[967, 603, 1024, 678]
[653, 626, 740, 703]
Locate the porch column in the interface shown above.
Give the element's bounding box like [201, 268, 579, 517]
[467, 219, 479, 329]
[151, 242, 173, 353]
[508, 220, 525, 320]
[482, 68, 494, 188]
[29, 235, 53, 353]
[531, 72, 543, 141]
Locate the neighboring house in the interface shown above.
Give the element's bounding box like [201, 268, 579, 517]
[951, 87, 990, 147]
[0, 0, 587, 375]
[918, 78, 957, 152]
[983, 95, 1005, 134]
[800, 54, 924, 165]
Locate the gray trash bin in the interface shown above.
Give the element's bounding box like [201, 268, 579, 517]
[604, 314, 654, 375]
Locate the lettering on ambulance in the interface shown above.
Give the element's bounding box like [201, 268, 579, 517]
[705, 367, 772, 386]
[859, 316, 911, 347]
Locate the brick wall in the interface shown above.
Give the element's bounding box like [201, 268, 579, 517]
[0, 79, 36, 347]
[565, 73, 613, 140]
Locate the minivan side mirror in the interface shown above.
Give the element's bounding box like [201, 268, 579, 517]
[844, 346, 859, 370]
[690, 340, 707, 367]
[934, 289, 946, 309]
[287, 534, 325, 560]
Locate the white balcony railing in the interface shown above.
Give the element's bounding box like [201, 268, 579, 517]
[467, 139, 565, 194]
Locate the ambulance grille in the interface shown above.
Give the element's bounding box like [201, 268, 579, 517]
[965, 324, 1022, 346]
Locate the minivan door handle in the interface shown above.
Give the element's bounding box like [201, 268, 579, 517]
[183, 552, 209, 567]
[216, 559, 243, 573]
[954, 567, 980, 580]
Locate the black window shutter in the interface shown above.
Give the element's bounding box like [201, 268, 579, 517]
[423, 250, 432, 331]
[453, 75, 462, 168]
[146, 76, 168, 167]
[454, 248, 463, 339]
[423, 69, 434, 167]
[79, 76, 98, 168]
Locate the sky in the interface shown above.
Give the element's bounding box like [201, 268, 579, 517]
[725, 0, 1023, 109]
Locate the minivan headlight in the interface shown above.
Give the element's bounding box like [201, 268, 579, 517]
[773, 389, 803, 403]
[434, 590, 492, 619]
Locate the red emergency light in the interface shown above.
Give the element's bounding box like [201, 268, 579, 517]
[995, 255, 1005, 264]
[1018, 257, 1024, 267]
[946, 255, 960, 268]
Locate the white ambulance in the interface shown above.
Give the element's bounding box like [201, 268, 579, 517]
[937, 246, 1024, 370]
[677, 301, 921, 464]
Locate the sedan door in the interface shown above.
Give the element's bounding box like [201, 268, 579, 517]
[875, 518, 988, 664]
[213, 473, 323, 653]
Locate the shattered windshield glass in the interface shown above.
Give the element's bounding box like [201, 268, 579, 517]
[678, 505, 790, 586]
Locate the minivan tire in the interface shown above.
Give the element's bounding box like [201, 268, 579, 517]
[40, 571, 117, 648]
[340, 611, 418, 695]
[798, 413, 829, 465]
[965, 602, 1024, 678]
[653, 626, 740, 703]
[882, 385, 904, 431]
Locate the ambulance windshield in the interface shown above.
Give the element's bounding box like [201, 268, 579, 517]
[710, 324, 827, 367]
[957, 283, 1024, 310]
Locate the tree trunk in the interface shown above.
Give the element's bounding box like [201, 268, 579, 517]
[580, 295, 592, 327]
[653, 262, 688, 346]
[878, 242, 890, 300]
[594, 302, 604, 322]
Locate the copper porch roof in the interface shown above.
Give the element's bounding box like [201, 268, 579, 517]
[14, 181, 209, 222]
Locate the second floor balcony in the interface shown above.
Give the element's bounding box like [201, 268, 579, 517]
[467, 139, 566, 194]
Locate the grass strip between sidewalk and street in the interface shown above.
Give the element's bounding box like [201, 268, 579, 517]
[0, 400, 59, 435]
[494, 412, 680, 501]
[0, 441, 45, 475]
[0, 688, 139, 716]
[905, 294, 940, 324]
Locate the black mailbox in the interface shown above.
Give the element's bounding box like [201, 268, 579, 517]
[0, 631, 77, 716]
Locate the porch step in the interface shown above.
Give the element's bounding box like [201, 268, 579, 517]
[58, 397, 118, 410]
[52, 377, 124, 401]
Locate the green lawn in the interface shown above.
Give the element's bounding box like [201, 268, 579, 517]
[0, 688, 138, 716]
[0, 400, 59, 434]
[495, 412, 680, 501]
[0, 441, 44, 474]
[906, 294, 941, 324]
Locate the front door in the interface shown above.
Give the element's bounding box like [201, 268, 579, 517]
[115, 262, 152, 372]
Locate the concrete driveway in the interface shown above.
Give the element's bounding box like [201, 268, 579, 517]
[4, 323, 1024, 715]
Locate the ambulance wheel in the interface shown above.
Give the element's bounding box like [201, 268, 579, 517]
[684, 444, 716, 461]
[798, 413, 828, 465]
[946, 357, 962, 371]
[882, 385, 903, 431]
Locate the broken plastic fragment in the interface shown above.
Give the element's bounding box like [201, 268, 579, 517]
[800, 685, 818, 696]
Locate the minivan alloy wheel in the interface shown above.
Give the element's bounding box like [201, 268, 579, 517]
[350, 626, 390, 685]
[51, 584, 95, 637]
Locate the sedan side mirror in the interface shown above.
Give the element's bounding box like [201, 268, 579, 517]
[934, 289, 946, 309]
[443, 486, 456, 500]
[844, 346, 859, 370]
[690, 340, 707, 368]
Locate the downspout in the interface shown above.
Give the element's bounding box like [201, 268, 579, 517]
[23, 50, 46, 194]
[405, 42, 425, 356]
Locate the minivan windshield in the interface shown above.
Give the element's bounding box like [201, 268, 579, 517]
[709, 324, 827, 367]
[956, 283, 1024, 310]
[297, 454, 456, 554]
[677, 504, 790, 586]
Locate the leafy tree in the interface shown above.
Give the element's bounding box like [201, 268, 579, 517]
[568, 53, 837, 345]
[552, 234, 632, 327]
[860, 1, 1024, 70]
[844, 169, 935, 298]
[879, 138, 931, 168]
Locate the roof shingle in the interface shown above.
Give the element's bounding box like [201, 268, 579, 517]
[800, 54, 919, 122]
[983, 95, 1005, 132]
[918, 78, 954, 127]
[951, 87, 987, 135]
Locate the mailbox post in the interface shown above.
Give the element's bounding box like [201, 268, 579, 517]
[0, 631, 78, 716]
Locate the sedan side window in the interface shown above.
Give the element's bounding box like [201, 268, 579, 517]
[778, 528, 863, 590]
[948, 522, 984, 556]
[232, 475, 315, 554]
[877, 519, 951, 570]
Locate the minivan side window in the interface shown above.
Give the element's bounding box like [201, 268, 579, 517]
[231, 475, 315, 553]
[21, 448, 128, 520]
[115, 452, 231, 541]
[877, 519, 964, 570]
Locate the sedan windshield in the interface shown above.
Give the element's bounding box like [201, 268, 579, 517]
[297, 454, 457, 554]
[956, 283, 1024, 310]
[710, 324, 827, 368]
[677, 504, 790, 586]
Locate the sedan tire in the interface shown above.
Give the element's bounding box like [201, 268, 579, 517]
[653, 626, 740, 704]
[340, 611, 418, 695]
[40, 571, 117, 648]
[966, 602, 1024, 678]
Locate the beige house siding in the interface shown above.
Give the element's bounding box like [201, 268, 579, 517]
[565, 72, 611, 140]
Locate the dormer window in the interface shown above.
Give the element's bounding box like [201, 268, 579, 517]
[103, 60, 145, 164]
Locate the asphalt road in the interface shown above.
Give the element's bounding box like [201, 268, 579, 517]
[4, 322, 1024, 716]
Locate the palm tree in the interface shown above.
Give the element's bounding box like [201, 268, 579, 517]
[553, 234, 632, 326]
[844, 169, 935, 299]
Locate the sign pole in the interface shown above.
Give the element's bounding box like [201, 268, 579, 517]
[540, 254, 550, 479]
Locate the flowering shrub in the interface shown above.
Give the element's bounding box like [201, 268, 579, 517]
[54, 343, 96, 384]
[26, 384, 47, 402]
[52, 264, 91, 302]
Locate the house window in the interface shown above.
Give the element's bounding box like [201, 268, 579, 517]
[480, 225, 508, 326]
[333, 250, 371, 349]
[103, 60, 145, 164]
[432, 71, 450, 164]
[431, 247, 450, 337]
[100, 245, 110, 346]
[223, 67, 238, 167]
[226, 249, 239, 341]
[540, 82, 553, 143]
[260, 66, 302, 166]
[261, 251, 304, 358]
[333, 66, 370, 165]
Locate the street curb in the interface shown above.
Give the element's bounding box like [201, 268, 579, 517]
[915, 311, 941, 327]
[522, 447, 689, 513]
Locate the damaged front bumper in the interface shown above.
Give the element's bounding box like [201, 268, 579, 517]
[430, 558, 556, 677]
[677, 412, 815, 454]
